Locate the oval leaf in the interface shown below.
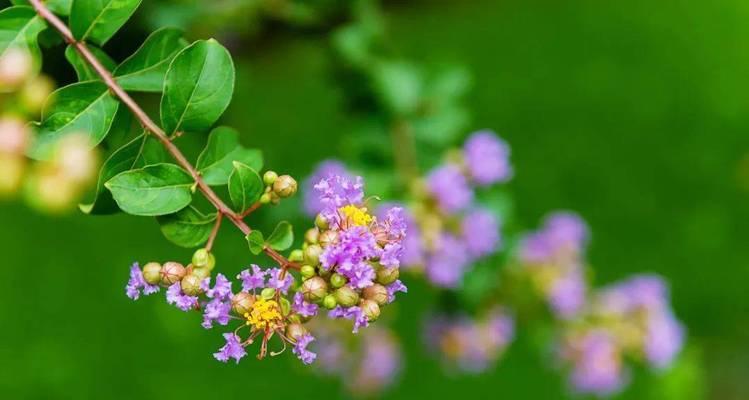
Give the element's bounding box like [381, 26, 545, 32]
[70, 0, 142, 46]
[267, 221, 293, 251]
[196, 126, 263, 185]
[157, 206, 217, 248]
[246, 230, 265, 255]
[227, 161, 263, 212]
[114, 27, 188, 92]
[65, 45, 116, 82]
[28, 81, 119, 160]
[0, 6, 47, 72]
[160, 39, 235, 135]
[104, 163, 193, 216]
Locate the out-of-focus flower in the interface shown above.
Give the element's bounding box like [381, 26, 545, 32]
[425, 233, 470, 289]
[461, 208, 501, 258]
[0, 48, 33, 90]
[0, 116, 30, 155]
[560, 329, 627, 396]
[426, 164, 473, 213]
[463, 130, 513, 185]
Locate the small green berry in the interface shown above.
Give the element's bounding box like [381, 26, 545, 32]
[315, 214, 329, 230]
[360, 299, 381, 321]
[300, 265, 316, 279]
[261, 287, 276, 300]
[303, 244, 323, 266]
[181, 274, 202, 296]
[376, 266, 400, 285]
[142, 262, 162, 285]
[263, 170, 278, 186]
[260, 193, 272, 204]
[289, 249, 304, 262]
[232, 292, 255, 316]
[304, 228, 319, 244]
[301, 276, 328, 303]
[334, 286, 359, 307]
[323, 295, 337, 310]
[362, 284, 388, 305]
[330, 273, 347, 289]
[192, 248, 215, 270]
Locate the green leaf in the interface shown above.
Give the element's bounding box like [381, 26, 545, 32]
[28, 81, 119, 160]
[411, 106, 470, 147]
[156, 206, 217, 248]
[79, 133, 167, 214]
[160, 39, 235, 135]
[104, 163, 193, 216]
[114, 27, 188, 92]
[11, 0, 72, 16]
[266, 221, 293, 251]
[372, 60, 423, 116]
[0, 6, 47, 72]
[227, 161, 263, 212]
[246, 230, 265, 255]
[70, 0, 142, 46]
[64, 45, 115, 82]
[196, 126, 263, 185]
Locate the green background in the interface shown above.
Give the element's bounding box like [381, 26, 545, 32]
[1, 0, 748, 398]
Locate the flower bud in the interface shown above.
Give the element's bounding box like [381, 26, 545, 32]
[359, 299, 380, 321]
[286, 323, 308, 342]
[19, 75, 54, 114]
[330, 273, 347, 289]
[334, 286, 359, 307]
[323, 294, 337, 310]
[272, 175, 297, 198]
[376, 266, 400, 285]
[260, 193, 271, 204]
[300, 265, 316, 279]
[261, 287, 276, 300]
[142, 262, 162, 285]
[270, 192, 281, 205]
[362, 284, 389, 306]
[181, 274, 202, 296]
[301, 276, 328, 303]
[303, 244, 323, 266]
[232, 292, 255, 316]
[289, 249, 304, 262]
[280, 297, 291, 315]
[0, 48, 32, 89]
[263, 170, 278, 186]
[192, 248, 215, 270]
[304, 228, 319, 244]
[315, 214, 329, 230]
[318, 230, 338, 248]
[190, 265, 211, 279]
[160, 262, 186, 286]
[0, 116, 29, 154]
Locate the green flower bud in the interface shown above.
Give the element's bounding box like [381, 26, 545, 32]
[232, 292, 255, 316]
[192, 248, 215, 270]
[260, 193, 272, 204]
[303, 244, 323, 266]
[315, 214, 329, 230]
[330, 273, 347, 289]
[334, 286, 359, 307]
[261, 287, 276, 300]
[359, 299, 381, 321]
[263, 170, 278, 186]
[181, 274, 203, 296]
[362, 284, 389, 306]
[280, 297, 291, 315]
[160, 262, 186, 286]
[323, 294, 337, 310]
[289, 249, 304, 263]
[272, 175, 297, 198]
[376, 266, 400, 285]
[286, 323, 308, 342]
[270, 192, 281, 205]
[190, 265, 211, 279]
[301, 276, 328, 303]
[304, 228, 319, 244]
[300, 265, 316, 279]
[318, 230, 338, 248]
[142, 262, 162, 285]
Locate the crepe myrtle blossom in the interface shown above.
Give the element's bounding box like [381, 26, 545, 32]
[426, 308, 515, 373]
[560, 329, 628, 396]
[303, 160, 352, 217]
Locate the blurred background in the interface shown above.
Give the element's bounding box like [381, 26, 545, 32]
[1, 0, 748, 398]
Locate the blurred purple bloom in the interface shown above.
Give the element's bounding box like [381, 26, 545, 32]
[350, 329, 402, 394]
[292, 292, 319, 318]
[166, 283, 198, 311]
[568, 330, 626, 396]
[125, 263, 159, 300]
[267, 268, 293, 294]
[303, 160, 351, 216]
[292, 333, 317, 365]
[238, 265, 266, 292]
[462, 208, 501, 259]
[549, 269, 586, 319]
[214, 333, 246, 364]
[519, 211, 589, 264]
[645, 309, 685, 369]
[427, 164, 473, 213]
[463, 130, 512, 185]
[425, 234, 470, 288]
[378, 205, 423, 268]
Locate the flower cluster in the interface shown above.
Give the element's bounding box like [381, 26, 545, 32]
[517, 212, 589, 319]
[425, 308, 515, 373]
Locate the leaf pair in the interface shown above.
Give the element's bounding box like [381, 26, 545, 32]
[246, 222, 294, 255]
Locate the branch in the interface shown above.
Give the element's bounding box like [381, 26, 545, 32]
[29, 0, 298, 270]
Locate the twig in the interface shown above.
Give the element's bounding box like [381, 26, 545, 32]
[205, 213, 222, 252]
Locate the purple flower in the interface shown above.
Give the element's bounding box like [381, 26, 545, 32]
[349, 328, 402, 395]
[425, 234, 470, 288]
[165, 283, 198, 311]
[292, 333, 317, 364]
[205, 274, 233, 300]
[519, 211, 589, 264]
[567, 330, 627, 396]
[292, 292, 319, 318]
[386, 280, 408, 303]
[378, 205, 423, 268]
[549, 269, 586, 319]
[329, 306, 369, 333]
[645, 309, 684, 369]
[315, 174, 365, 223]
[303, 160, 352, 216]
[426, 164, 473, 213]
[267, 268, 293, 294]
[380, 243, 402, 269]
[125, 263, 159, 300]
[461, 208, 501, 259]
[214, 333, 247, 364]
[321, 226, 379, 289]
[463, 130, 512, 185]
[238, 265, 266, 292]
[202, 298, 232, 329]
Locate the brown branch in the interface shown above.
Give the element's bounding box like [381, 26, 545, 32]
[28, 0, 298, 270]
[205, 212, 223, 252]
[240, 201, 262, 218]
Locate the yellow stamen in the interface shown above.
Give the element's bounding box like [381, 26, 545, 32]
[244, 298, 283, 330]
[339, 205, 373, 226]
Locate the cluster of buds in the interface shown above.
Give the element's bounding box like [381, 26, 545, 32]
[260, 170, 297, 206]
[425, 307, 515, 374]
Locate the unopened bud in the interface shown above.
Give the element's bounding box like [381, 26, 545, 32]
[190, 265, 211, 279]
[263, 170, 278, 186]
[334, 286, 359, 307]
[142, 262, 162, 285]
[300, 265, 316, 279]
[330, 273, 347, 289]
[181, 274, 202, 296]
[303, 244, 323, 266]
[286, 323, 308, 342]
[192, 248, 215, 270]
[0, 116, 29, 154]
[280, 297, 291, 315]
[360, 299, 381, 321]
[160, 262, 186, 285]
[315, 214, 329, 230]
[232, 292, 255, 316]
[270, 192, 280, 205]
[272, 175, 297, 198]
[260, 287, 276, 300]
[323, 294, 337, 310]
[304, 228, 319, 244]
[289, 249, 304, 263]
[55, 134, 98, 185]
[301, 276, 328, 303]
[260, 193, 272, 204]
[0, 48, 32, 89]
[362, 284, 389, 305]
[318, 230, 338, 247]
[19, 75, 54, 114]
[376, 266, 399, 285]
